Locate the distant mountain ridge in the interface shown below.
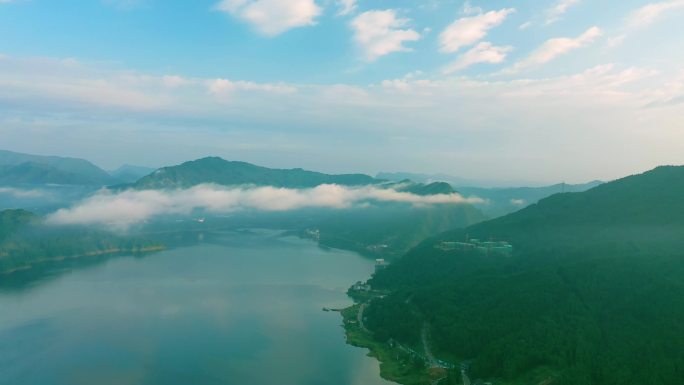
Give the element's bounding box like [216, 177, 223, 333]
[458, 180, 603, 218]
[459, 165, 683, 245]
[109, 164, 156, 183]
[378, 169, 602, 218]
[0, 149, 115, 186]
[131, 157, 384, 189]
[377, 171, 541, 188]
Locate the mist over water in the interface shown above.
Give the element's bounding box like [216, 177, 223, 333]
[46, 184, 483, 228]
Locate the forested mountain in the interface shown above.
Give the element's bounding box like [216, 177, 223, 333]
[109, 164, 156, 183]
[312, 201, 486, 258]
[378, 169, 601, 218]
[392, 180, 456, 196]
[0, 162, 109, 186]
[376, 171, 526, 189]
[131, 157, 382, 189]
[0, 209, 161, 275]
[0, 209, 35, 242]
[365, 166, 684, 385]
[457, 180, 602, 218]
[0, 150, 115, 185]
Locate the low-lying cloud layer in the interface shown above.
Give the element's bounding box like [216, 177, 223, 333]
[46, 184, 483, 228]
[0, 187, 47, 199]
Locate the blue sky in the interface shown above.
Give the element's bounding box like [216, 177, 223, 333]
[1, 0, 684, 184]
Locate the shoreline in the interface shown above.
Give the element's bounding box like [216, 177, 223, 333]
[341, 304, 442, 385]
[0, 245, 165, 276]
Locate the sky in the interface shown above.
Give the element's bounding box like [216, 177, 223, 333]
[1, 0, 683, 184]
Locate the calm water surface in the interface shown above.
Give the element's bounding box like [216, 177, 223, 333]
[0, 230, 392, 385]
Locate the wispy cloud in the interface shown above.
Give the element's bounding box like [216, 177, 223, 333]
[0, 187, 47, 198]
[214, 0, 322, 36]
[545, 0, 581, 25]
[2, 53, 681, 184]
[336, 0, 356, 16]
[627, 0, 684, 28]
[46, 184, 483, 228]
[350, 10, 421, 61]
[443, 42, 512, 73]
[208, 78, 297, 95]
[506, 26, 602, 73]
[439, 8, 515, 53]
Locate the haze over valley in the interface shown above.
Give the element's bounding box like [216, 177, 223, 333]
[2, 1, 684, 384]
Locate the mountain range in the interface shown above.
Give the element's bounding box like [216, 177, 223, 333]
[0, 149, 157, 186]
[0, 150, 115, 185]
[109, 164, 156, 183]
[130, 157, 382, 189]
[366, 165, 684, 385]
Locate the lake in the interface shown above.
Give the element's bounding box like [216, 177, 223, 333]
[0, 230, 392, 385]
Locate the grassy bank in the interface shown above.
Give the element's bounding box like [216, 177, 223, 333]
[341, 305, 437, 385]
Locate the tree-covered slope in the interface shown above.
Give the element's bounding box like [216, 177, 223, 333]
[0, 209, 35, 242]
[457, 180, 602, 218]
[0, 149, 114, 185]
[131, 157, 382, 189]
[109, 164, 156, 183]
[313, 201, 487, 258]
[365, 166, 684, 385]
[0, 209, 161, 274]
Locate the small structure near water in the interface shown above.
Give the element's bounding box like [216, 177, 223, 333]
[352, 281, 371, 292]
[437, 238, 513, 257]
[374, 259, 389, 274]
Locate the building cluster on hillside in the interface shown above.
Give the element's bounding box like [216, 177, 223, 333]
[351, 281, 371, 292]
[303, 228, 320, 241]
[366, 244, 389, 253]
[437, 238, 513, 257]
[374, 258, 389, 274]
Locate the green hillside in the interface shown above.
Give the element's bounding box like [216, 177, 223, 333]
[457, 181, 602, 218]
[312, 201, 487, 258]
[132, 157, 382, 189]
[109, 164, 156, 183]
[0, 209, 162, 275]
[364, 166, 684, 385]
[0, 149, 115, 185]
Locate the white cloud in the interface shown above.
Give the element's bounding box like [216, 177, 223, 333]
[0, 56, 300, 113]
[208, 78, 297, 95]
[2, 52, 682, 184]
[519, 21, 532, 30]
[510, 198, 526, 206]
[545, 0, 580, 25]
[0, 187, 46, 198]
[443, 42, 512, 73]
[507, 26, 602, 72]
[162, 75, 191, 88]
[439, 8, 515, 53]
[337, 0, 356, 16]
[350, 10, 421, 61]
[461, 0, 482, 15]
[214, 0, 322, 36]
[627, 0, 684, 28]
[606, 34, 626, 48]
[46, 184, 483, 228]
